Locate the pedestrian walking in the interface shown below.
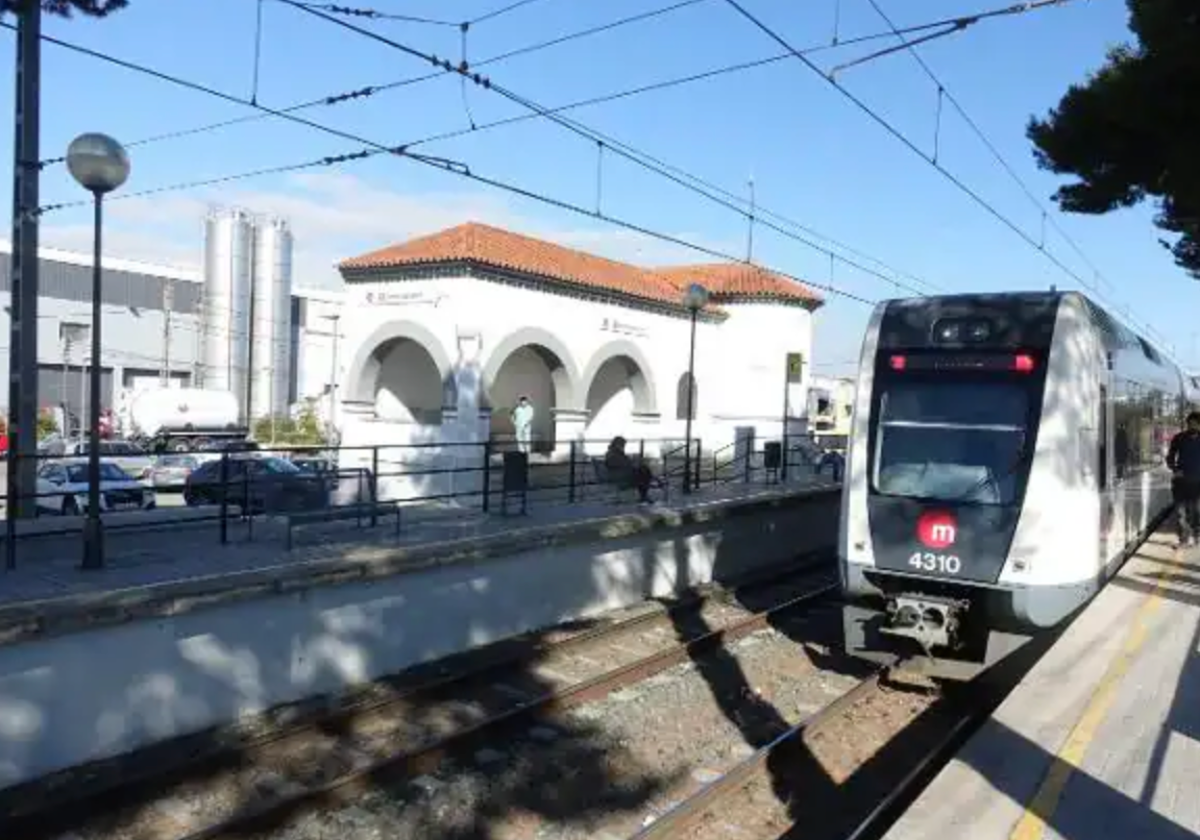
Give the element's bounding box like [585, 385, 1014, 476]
[1167, 411, 1200, 547]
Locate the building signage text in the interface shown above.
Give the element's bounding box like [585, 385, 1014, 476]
[601, 317, 648, 338]
[365, 290, 446, 308]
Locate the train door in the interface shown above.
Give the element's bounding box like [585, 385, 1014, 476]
[1098, 383, 1116, 566]
[1099, 386, 1108, 564]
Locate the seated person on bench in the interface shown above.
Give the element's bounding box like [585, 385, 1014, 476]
[604, 436, 659, 504]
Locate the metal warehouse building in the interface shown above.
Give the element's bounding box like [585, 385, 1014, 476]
[0, 208, 339, 436]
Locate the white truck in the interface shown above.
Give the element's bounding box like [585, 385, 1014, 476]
[126, 388, 249, 452]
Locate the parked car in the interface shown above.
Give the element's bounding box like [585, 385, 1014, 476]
[35, 458, 158, 516]
[191, 439, 261, 465]
[145, 453, 201, 490]
[183, 455, 328, 513]
[64, 439, 155, 480]
[37, 433, 67, 458]
[288, 455, 341, 489]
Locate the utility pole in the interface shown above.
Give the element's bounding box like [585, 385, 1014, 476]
[161, 280, 174, 387]
[746, 175, 755, 263]
[6, 0, 42, 545]
[325, 313, 340, 435]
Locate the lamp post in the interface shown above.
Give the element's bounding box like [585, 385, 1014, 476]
[681, 282, 709, 495]
[66, 132, 130, 571]
[322, 313, 341, 436]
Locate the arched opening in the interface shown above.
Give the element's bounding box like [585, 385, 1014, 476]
[585, 355, 653, 443]
[676, 372, 698, 421]
[372, 337, 446, 424]
[342, 320, 456, 412]
[488, 344, 566, 452]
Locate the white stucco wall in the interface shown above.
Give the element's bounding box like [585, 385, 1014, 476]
[706, 302, 814, 440]
[319, 270, 815, 474]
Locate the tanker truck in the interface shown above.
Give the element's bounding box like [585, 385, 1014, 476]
[127, 387, 249, 452]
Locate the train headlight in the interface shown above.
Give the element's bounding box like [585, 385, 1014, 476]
[934, 320, 961, 343]
[932, 317, 993, 344]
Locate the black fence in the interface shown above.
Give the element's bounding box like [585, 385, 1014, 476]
[1, 433, 842, 567]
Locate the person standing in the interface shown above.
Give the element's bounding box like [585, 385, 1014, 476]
[1167, 411, 1200, 547]
[511, 395, 534, 455]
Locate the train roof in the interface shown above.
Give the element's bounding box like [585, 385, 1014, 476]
[878, 290, 1176, 370]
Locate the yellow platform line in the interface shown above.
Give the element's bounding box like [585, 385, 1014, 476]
[1008, 545, 1185, 840]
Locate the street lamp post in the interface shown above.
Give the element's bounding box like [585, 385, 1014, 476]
[323, 313, 341, 436]
[66, 132, 130, 571]
[681, 283, 709, 495]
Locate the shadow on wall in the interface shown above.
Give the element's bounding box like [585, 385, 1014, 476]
[0, 495, 837, 838]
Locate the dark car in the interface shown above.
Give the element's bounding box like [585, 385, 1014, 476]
[183, 455, 329, 513]
[289, 455, 341, 489]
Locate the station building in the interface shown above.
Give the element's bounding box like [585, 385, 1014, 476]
[332, 222, 824, 497]
[2, 218, 827, 500]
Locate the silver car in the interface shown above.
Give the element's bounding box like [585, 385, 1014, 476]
[146, 453, 200, 491]
[65, 439, 155, 480]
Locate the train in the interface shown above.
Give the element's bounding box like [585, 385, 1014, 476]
[839, 291, 1190, 680]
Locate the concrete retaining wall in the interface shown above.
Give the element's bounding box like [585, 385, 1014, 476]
[0, 487, 837, 789]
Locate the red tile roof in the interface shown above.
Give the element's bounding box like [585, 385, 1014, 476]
[339, 222, 823, 310]
[653, 263, 823, 307]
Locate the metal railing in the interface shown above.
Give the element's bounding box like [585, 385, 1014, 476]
[1, 432, 840, 567]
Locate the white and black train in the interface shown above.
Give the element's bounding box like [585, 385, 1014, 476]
[839, 291, 1188, 680]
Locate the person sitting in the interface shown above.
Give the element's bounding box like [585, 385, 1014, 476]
[604, 436, 658, 504]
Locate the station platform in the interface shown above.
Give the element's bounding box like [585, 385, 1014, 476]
[0, 479, 836, 629]
[884, 524, 1200, 840]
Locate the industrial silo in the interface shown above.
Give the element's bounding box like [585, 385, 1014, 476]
[249, 216, 294, 419]
[201, 208, 253, 420]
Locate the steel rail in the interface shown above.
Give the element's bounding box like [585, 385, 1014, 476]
[2, 555, 835, 839]
[627, 662, 898, 840]
[173, 584, 838, 839]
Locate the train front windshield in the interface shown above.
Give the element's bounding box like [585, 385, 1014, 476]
[872, 380, 1029, 506]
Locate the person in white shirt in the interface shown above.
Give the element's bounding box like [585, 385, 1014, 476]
[511, 395, 534, 455]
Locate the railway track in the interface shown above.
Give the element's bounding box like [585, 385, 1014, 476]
[1, 556, 839, 840]
[626, 662, 927, 840]
[628, 644, 1048, 840]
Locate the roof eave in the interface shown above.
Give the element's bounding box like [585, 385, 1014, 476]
[340, 257, 730, 320]
[711, 292, 824, 312]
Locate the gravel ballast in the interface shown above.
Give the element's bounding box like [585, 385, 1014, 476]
[261, 601, 881, 840]
[55, 574, 839, 840]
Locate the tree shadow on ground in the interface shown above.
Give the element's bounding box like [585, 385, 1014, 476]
[0, 608, 680, 840]
[667, 543, 962, 839]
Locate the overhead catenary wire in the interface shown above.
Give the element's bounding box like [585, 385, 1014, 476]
[273, 0, 1113, 296]
[20, 22, 917, 300]
[469, 0, 550, 26]
[33, 0, 1037, 169]
[16, 35, 879, 307]
[287, 0, 557, 28]
[44, 136, 879, 308]
[289, 2, 459, 27]
[857, 0, 1167, 344]
[35, 0, 710, 167]
[715, 0, 1157, 325]
[25, 0, 1076, 305]
[277, 0, 936, 295]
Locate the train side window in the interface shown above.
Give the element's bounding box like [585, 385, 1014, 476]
[1098, 385, 1108, 490]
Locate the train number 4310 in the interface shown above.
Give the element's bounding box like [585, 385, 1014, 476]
[908, 552, 962, 574]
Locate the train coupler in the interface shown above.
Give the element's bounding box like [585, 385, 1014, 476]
[880, 593, 970, 654]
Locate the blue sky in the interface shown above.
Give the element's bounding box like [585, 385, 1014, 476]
[2, 0, 1194, 376]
